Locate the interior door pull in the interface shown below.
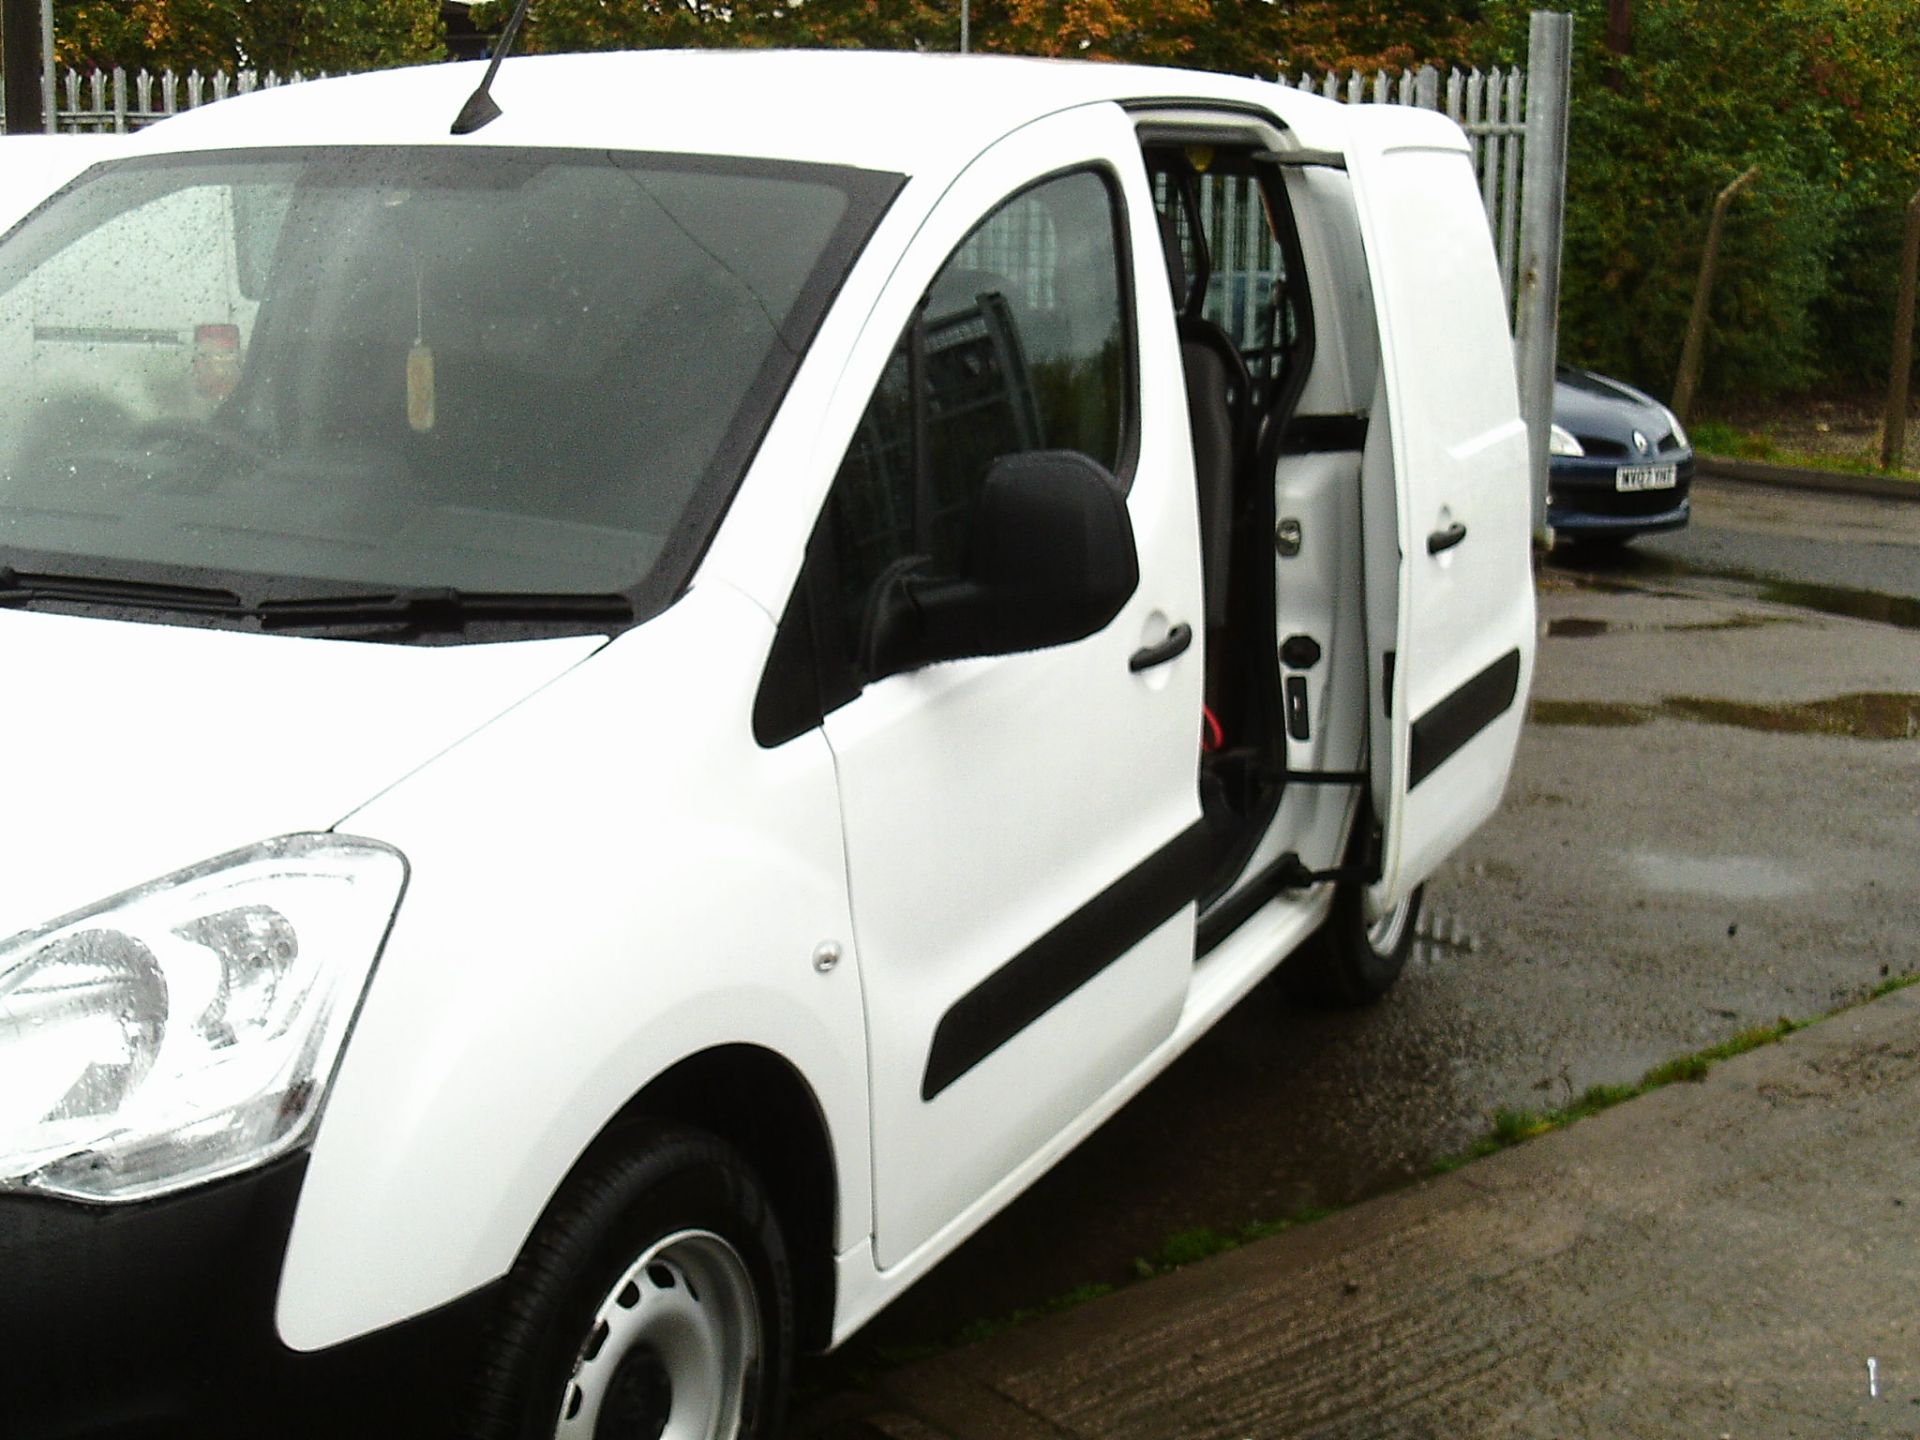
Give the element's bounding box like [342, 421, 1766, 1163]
[1129, 623, 1193, 672]
[1427, 522, 1468, 555]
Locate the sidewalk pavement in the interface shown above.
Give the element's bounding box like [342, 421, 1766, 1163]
[849, 984, 1920, 1439]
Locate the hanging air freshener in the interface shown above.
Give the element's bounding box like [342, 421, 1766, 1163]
[407, 259, 435, 432]
[407, 344, 436, 432]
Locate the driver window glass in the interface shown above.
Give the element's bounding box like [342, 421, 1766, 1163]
[826, 167, 1132, 659]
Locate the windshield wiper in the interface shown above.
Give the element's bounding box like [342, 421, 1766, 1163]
[0, 565, 246, 616]
[0, 568, 634, 634]
[255, 587, 634, 633]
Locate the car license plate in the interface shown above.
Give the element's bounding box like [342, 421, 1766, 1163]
[1616, 464, 1677, 492]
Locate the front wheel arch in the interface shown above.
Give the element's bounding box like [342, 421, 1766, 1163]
[581, 1045, 840, 1353]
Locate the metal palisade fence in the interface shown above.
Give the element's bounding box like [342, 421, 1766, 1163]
[1278, 64, 1530, 312]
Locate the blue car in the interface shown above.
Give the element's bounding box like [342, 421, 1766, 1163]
[1548, 366, 1693, 543]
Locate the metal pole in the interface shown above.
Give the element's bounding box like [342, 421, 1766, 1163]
[1671, 163, 1760, 425]
[1882, 188, 1920, 473]
[38, 0, 51, 131]
[2, 0, 46, 132]
[961, 0, 970, 54]
[1514, 10, 1573, 548]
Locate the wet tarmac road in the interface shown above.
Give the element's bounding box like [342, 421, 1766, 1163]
[1604, 478, 1920, 612]
[793, 478, 1920, 1425]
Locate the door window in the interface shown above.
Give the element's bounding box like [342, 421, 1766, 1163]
[826, 168, 1134, 665]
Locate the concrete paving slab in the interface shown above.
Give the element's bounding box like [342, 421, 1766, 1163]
[872, 987, 1920, 1439]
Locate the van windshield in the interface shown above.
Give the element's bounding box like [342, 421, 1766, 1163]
[0, 146, 897, 630]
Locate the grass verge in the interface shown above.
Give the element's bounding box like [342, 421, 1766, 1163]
[1127, 1208, 1337, 1281]
[1433, 975, 1920, 1175]
[1430, 1019, 1801, 1174]
[1689, 418, 1918, 480]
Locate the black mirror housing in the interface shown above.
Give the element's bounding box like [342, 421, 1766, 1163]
[864, 451, 1139, 681]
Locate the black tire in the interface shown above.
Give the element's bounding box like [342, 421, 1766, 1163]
[1279, 835, 1424, 1009]
[466, 1124, 793, 1440]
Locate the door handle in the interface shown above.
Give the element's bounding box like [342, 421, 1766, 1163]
[1129, 622, 1193, 672]
[1427, 522, 1468, 555]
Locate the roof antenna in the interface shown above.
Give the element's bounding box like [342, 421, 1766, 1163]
[451, 0, 534, 135]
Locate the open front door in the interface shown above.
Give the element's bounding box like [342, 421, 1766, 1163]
[1343, 105, 1536, 907]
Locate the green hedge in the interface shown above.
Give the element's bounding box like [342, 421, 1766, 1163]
[1483, 0, 1920, 402]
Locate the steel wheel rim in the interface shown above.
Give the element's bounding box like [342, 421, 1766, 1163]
[555, 1229, 760, 1440]
[1364, 892, 1416, 956]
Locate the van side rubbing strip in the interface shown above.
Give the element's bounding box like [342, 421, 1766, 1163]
[922, 820, 1211, 1101]
[1408, 648, 1522, 789]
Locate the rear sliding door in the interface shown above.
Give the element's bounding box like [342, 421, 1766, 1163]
[1343, 105, 1536, 907]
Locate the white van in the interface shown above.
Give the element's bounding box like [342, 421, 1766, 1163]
[0, 51, 1534, 1439]
[0, 133, 255, 468]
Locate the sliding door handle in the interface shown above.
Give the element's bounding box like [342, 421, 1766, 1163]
[1129, 622, 1193, 672]
[1427, 522, 1468, 555]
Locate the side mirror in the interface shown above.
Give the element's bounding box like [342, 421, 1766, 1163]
[863, 450, 1140, 682]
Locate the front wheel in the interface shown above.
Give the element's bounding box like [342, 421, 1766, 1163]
[467, 1125, 793, 1440]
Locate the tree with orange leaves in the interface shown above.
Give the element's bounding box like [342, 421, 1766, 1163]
[1261, 2, 1485, 75]
[38, 0, 443, 74]
[977, 0, 1216, 64]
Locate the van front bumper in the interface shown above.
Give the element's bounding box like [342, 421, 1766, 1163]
[0, 1154, 496, 1439]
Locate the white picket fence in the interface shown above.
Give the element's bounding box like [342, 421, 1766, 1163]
[34, 66, 322, 134]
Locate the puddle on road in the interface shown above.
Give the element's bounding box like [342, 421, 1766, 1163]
[1532, 699, 1652, 727]
[1666, 692, 1920, 740]
[1547, 616, 1613, 638]
[1545, 613, 1789, 640]
[1623, 851, 1813, 900]
[1756, 578, 1920, 632]
[1531, 692, 1920, 740]
[1665, 614, 1792, 634]
[1548, 550, 1920, 634]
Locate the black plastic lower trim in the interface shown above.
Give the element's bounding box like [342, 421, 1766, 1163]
[922, 820, 1212, 1100]
[1408, 648, 1522, 789]
[1197, 847, 1299, 958]
[0, 1153, 499, 1439]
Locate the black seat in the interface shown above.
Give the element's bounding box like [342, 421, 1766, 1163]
[1158, 212, 1250, 632]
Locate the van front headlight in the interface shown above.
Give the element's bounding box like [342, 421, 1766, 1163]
[0, 835, 405, 1203]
